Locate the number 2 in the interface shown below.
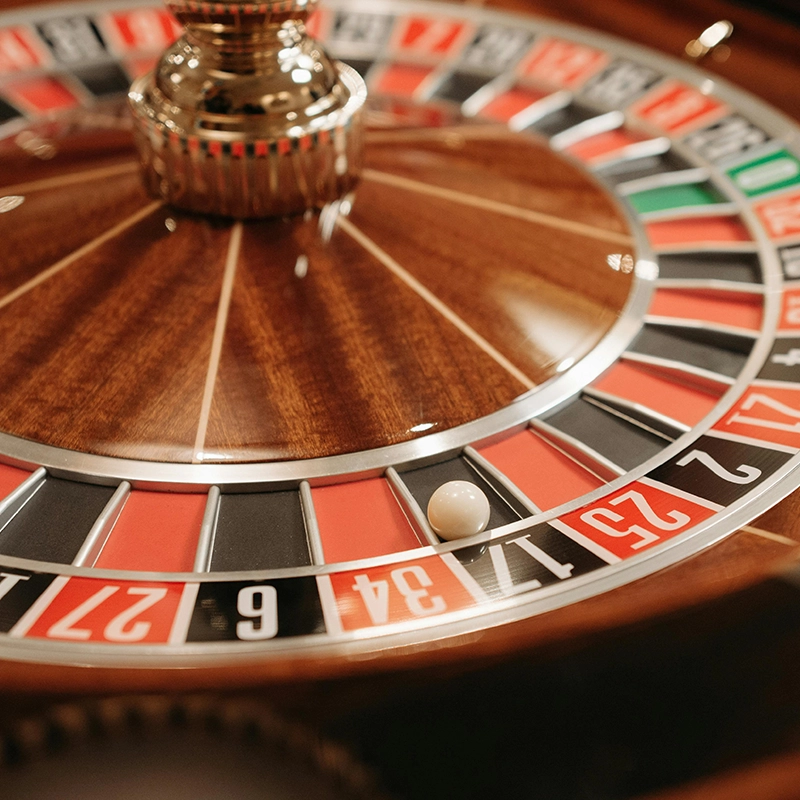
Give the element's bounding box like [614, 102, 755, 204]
[676, 449, 762, 484]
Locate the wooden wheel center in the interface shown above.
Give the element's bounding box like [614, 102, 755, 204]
[0, 122, 635, 464]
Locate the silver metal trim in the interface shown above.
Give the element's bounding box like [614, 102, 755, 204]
[706, 427, 798, 456]
[581, 394, 674, 443]
[0, 467, 46, 533]
[300, 481, 325, 565]
[654, 278, 764, 292]
[653, 242, 760, 256]
[528, 419, 625, 480]
[463, 445, 540, 515]
[385, 467, 438, 547]
[582, 386, 690, 435]
[460, 73, 514, 118]
[636, 203, 740, 223]
[643, 315, 760, 340]
[621, 351, 737, 390]
[550, 111, 625, 151]
[72, 481, 130, 567]
[616, 167, 711, 196]
[192, 487, 220, 573]
[509, 89, 571, 132]
[592, 137, 672, 170]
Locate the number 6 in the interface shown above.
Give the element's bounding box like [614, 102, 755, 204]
[236, 586, 278, 641]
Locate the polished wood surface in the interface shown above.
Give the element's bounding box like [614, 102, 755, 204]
[0, 127, 632, 461]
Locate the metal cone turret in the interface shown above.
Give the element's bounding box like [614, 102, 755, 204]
[128, 0, 366, 218]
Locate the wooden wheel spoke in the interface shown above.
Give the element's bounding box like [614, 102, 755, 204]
[362, 168, 634, 246]
[0, 161, 139, 197]
[0, 200, 162, 313]
[338, 216, 536, 391]
[193, 222, 244, 464]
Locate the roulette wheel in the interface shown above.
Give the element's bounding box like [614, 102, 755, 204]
[0, 0, 799, 795]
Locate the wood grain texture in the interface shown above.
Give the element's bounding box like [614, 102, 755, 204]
[203, 135, 631, 460]
[0, 207, 229, 461]
[364, 135, 631, 237]
[204, 213, 530, 460]
[0, 171, 148, 298]
[0, 127, 632, 461]
[0, 128, 135, 182]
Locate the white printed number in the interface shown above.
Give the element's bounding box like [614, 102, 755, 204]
[0, 572, 28, 602]
[581, 490, 690, 550]
[771, 348, 800, 367]
[47, 586, 167, 642]
[236, 586, 279, 641]
[353, 566, 446, 625]
[676, 450, 761, 484]
[732, 393, 800, 433]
